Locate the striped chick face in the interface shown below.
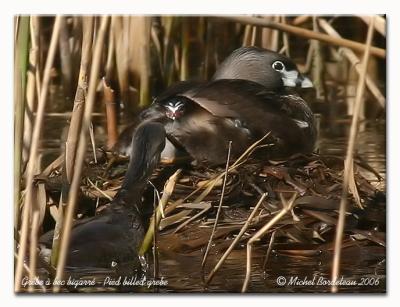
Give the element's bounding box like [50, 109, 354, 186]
[164, 99, 186, 120]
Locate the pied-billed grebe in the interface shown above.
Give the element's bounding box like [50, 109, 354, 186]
[114, 47, 316, 165]
[39, 122, 166, 268]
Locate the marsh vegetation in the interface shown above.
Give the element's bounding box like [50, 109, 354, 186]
[14, 15, 386, 293]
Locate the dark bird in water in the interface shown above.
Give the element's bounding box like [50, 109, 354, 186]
[39, 122, 166, 268]
[114, 46, 316, 165]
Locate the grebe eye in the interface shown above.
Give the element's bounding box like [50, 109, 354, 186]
[272, 61, 285, 72]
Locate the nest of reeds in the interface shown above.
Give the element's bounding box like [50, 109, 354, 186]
[37, 137, 385, 290]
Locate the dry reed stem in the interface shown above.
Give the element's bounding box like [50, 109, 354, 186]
[139, 17, 151, 108]
[40, 153, 64, 177]
[205, 193, 267, 286]
[70, 17, 82, 84]
[52, 16, 110, 293]
[281, 16, 290, 57]
[292, 15, 310, 26]
[128, 17, 152, 108]
[358, 15, 386, 37]
[260, 16, 279, 51]
[242, 193, 298, 292]
[50, 192, 65, 266]
[14, 16, 62, 292]
[270, 16, 280, 51]
[311, 16, 325, 99]
[168, 132, 271, 228]
[172, 202, 212, 233]
[202, 141, 232, 268]
[89, 122, 97, 163]
[180, 19, 190, 81]
[14, 16, 19, 44]
[105, 25, 115, 79]
[151, 25, 164, 79]
[303, 43, 315, 74]
[331, 18, 375, 293]
[103, 78, 118, 149]
[161, 16, 174, 62]
[34, 112, 103, 118]
[58, 17, 73, 100]
[14, 252, 46, 293]
[65, 17, 93, 182]
[251, 26, 258, 46]
[14, 16, 30, 231]
[28, 160, 46, 271]
[28, 211, 39, 292]
[203, 18, 212, 79]
[152, 188, 160, 282]
[199, 132, 272, 193]
[50, 17, 94, 267]
[242, 24, 252, 46]
[219, 16, 385, 58]
[23, 17, 39, 167]
[139, 169, 182, 256]
[32, 16, 42, 104]
[87, 178, 113, 201]
[318, 18, 385, 108]
[112, 17, 130, 107]
[348, 158, 362, 209]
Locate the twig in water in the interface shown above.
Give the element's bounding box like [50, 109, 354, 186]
[205, 193, 267, 286]
[242, 192, 298, 293]
[262, 230, 277, 271]
[331, 17, 375, 294]
[202, 141, 232, 268]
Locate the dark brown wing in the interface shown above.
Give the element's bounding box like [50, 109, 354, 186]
[181, 79, 311, 122]
[177, 79, 315, 153]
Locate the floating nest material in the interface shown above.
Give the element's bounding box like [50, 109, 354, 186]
[38, 146, 385, 277]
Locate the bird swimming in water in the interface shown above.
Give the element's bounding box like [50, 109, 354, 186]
[114, 46, 316, 165]
[39, 122, 166, 268]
